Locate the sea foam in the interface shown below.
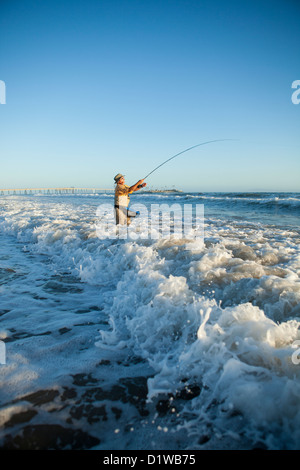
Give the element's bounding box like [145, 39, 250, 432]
[0, 193, 300, 449]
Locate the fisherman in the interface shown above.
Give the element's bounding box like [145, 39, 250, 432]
[114, 173, 146, 225]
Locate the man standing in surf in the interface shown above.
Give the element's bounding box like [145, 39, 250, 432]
[114, 173, 146, 225]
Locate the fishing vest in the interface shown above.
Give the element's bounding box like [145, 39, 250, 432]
[114, 184, 132, 208]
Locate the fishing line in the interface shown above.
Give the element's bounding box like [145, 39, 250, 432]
[143, 139, 237, 180]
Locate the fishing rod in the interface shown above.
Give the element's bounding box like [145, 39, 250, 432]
[143, 139, 237, 180]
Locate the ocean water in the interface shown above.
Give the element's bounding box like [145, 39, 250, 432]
[0, 191, 300, 450]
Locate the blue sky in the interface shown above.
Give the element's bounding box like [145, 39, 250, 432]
[0, 0, 299, 192]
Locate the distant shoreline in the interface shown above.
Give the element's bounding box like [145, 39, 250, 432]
[141, 189, 183, 193]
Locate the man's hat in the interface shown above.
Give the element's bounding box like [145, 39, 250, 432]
[114, 173, 124, 183]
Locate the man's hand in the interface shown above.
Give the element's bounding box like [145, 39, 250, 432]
[137, 179, 146, 189]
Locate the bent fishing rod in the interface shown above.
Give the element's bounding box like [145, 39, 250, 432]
[143, 139, 237, 180]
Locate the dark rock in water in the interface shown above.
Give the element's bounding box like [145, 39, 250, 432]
[198, 434, 211, 445]
[175, 384, 201, 400]
[22, 389, 60, 406]
[4, 409, 38, 428]
[156, 398, 173, 416]
[2, 424, 100, 450]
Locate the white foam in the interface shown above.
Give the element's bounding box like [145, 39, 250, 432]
[1, 194, 300, 448]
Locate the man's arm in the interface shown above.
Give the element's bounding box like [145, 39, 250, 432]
[129, 179, 147, 193]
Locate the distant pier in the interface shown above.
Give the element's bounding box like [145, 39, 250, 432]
[0, 187, 113, 195]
